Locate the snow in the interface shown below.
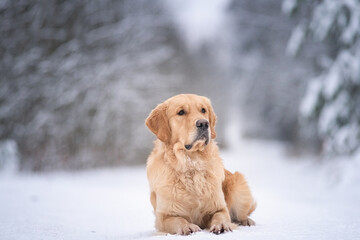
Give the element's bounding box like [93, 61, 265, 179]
[1, 138, 360, 240]
[281, 0, 297, 15]
[0, 139, 19, 174]
[164, 0, 230, 50]
[311, 0, 340, 41]
[299, 78, 322, 117]
[340, 0, 360, 44]
[286, 23, 305, 56]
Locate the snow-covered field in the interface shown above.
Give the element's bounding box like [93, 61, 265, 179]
[1, 140, 360, 240]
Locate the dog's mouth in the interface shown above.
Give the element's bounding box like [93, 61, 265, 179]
[185, 131, 209, 150]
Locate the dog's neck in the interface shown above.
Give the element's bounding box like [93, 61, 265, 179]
[163, 140, 212, 173]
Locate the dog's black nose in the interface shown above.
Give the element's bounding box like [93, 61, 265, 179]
[196, 119, 209, 131]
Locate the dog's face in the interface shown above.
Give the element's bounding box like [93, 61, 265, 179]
[146, 94, 217, 151]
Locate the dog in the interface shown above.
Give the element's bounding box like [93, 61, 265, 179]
[145, 94, 256, 235]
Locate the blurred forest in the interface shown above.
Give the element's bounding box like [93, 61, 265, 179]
[0, 0, 359, 172]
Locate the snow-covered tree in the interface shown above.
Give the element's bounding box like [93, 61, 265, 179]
[284, 0, 360, 156]
[0, 0, 181, 170]
[0, 0, 224, 171]
[226, 0, 320, 152]
[0, 0, 229, 171]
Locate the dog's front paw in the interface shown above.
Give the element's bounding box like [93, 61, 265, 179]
[177, 223, 201, 235]
[210, 221, 233, 234]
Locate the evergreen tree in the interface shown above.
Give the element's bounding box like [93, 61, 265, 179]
[283, 0, 360, 156]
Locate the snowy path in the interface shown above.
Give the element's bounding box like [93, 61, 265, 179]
[1, 140, 360, 240]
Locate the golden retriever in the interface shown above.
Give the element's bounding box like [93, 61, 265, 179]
[145, 94, 256, 235]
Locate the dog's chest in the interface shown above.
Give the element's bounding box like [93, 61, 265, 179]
[172, 156, 220, 200]
[170, 159, 224, 226]
[177, 157, 209, 193]
[179, 169, 208, 195]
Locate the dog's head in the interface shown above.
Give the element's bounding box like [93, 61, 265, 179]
[146, 94, 217, 151]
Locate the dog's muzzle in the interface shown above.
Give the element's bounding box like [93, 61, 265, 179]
[184, 119, 209, 150]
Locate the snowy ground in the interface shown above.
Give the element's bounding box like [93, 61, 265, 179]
[1, 140, 360, 240]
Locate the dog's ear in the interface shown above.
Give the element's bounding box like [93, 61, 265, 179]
[204, 98, 217, 139]
[145, 103, 171, 143]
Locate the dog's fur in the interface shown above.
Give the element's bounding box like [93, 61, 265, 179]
[145, 94, 256, 235]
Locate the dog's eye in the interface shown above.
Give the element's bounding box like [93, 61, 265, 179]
[178, 110, 185, 116]
[201, 108, 206, 113]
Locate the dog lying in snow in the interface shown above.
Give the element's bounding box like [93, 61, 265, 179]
[145, 94, 256, 235]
